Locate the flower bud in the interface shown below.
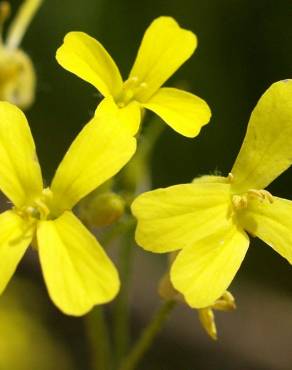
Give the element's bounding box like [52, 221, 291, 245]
[158, 273, 183, 302]
[78, 191, 125, 228]
[0, 0, 42, 109]
[212, 291, 236, 311]
[198, 307, 217, 340]
[0, 48, 35, 109]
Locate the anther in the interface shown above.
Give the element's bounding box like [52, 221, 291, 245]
[123, 76, 139, 89]
[33, 199, 49, 219]
[116, 76, 148, 106]
[26, 206, 41, 219]
[42, 187, 53, 199]
[247, 189, 274, 203]
[232, 194, 248, 210]
[227, 173, 234, 183]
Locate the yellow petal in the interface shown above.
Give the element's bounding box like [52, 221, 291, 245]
[117, 101, 141, 136]
[56, 32, 123, 97]
[231, 80, 292, 193]
[0, 210, 33, 294]
[131, 181, 231, 253]
[239, 196, 292, 263]
[50, 99, 136, 215]
[143, 87, 211, 137]
[0, 102, 43, 207]
[171, 224, 249, 308]
[96, 97, 141, 136]
[129, 17, 197, 102]
[37, 211, 120, 316]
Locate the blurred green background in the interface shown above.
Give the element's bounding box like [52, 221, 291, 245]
[2, 0, 292, 369]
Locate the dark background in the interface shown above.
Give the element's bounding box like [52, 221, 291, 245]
[2, 0, 292, 369]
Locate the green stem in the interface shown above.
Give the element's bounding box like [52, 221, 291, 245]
[118, 300, 176, 370]
[113, 225, 135, 368]
[102, 217, 135, 248]
[85, 306, 112, 370]
[140, 118, 165, 161]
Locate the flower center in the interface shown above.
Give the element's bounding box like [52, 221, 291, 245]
[116, 76, 148, 107]
[232, 189, 274, 211]
[15, 188, 53, 221]
[226, 173, 274, 213]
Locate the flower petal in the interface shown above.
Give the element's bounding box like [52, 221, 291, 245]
[171, 224, 249, 308]
[56, 32, 123, 97]
[0, 102, 43, 207]
[0, 210, 33, 294]
[129, 17, 197, 101]
[131, 181, 231, 253]
[117, 101, 141, 136]
[239, 196, 292, 263]
[50, 99, 136, 214]
[143, 87, 211, 137]
[231, 80, 292, 193]
[37, 211, 120, 316]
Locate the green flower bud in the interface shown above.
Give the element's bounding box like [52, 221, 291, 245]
[79, 191, 125, 228]
[0, 48, 35, 109]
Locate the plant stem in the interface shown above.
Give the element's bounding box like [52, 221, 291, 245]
[140, 118, 165, 160]
[113, 225, 135, 368]
[102, 217, 135, 248]
[118, 300, 176, 370]
[85, 306, 112, 370]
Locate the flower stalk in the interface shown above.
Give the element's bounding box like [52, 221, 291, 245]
[118, 300, 176, 370]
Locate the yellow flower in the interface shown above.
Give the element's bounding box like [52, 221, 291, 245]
[0, 0, 42, 109]
[56, 16, 211, 137]
[0, 99, 136, 316]
[132, 80, 292, 308]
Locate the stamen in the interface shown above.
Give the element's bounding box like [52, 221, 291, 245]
[33, 199, 50, 219]
[123, 76, 139, 89]
[15, 188, 53, 221]
[227, 172, 234, 183]
[247, 189, 274, 203]
[232, 188, 274, 213]
[42, 187, 53, 200]
[116, 76, 148, 107]
[232, 194, 248, 210]
[6, 0, 43, 49]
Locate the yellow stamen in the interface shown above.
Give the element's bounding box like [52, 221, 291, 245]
[232, 194, 248, 210]
[15, 188, 53, 221]
[33, 199, 49, 219]
[227, 172, 234, 183]
[116, 76, 148, 107]
[247, 189, 274, 203]
[232, 188, 274, 213]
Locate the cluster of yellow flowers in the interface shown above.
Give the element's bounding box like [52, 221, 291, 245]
[1, 1, 292, 341]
